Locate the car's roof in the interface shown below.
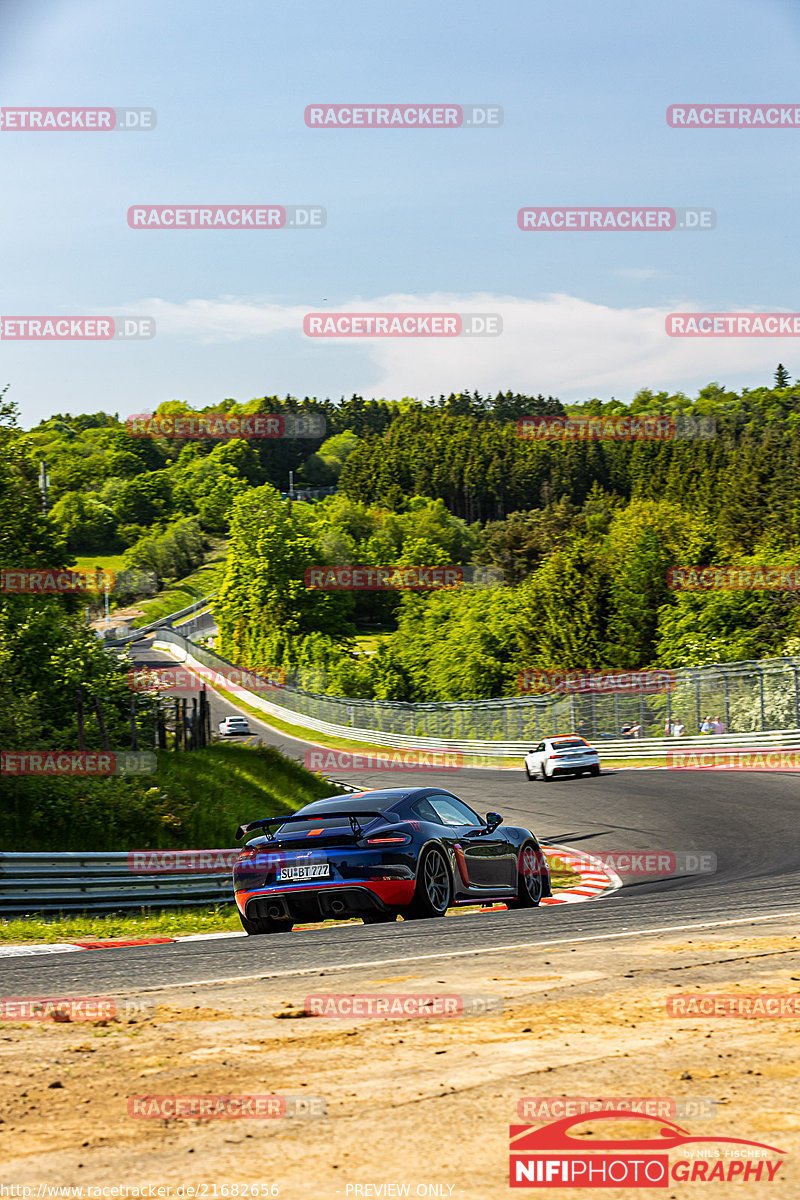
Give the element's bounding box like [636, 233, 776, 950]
[296, 788, 452, 814]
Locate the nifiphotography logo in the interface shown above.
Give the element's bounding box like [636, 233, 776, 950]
[509, 1111, 786, 1187]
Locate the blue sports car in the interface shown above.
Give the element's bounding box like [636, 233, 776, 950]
[233, 787, 552, 934]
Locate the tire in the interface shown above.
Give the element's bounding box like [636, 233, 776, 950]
[590, 764, 600, 777]
[406, 846, 452, 919]
[362, 911, 398, 924]
[524, 764, 535, 780]
[238, 909, 294, 936]
[509, 841, 545, 908]
[539, 761, 551, 782]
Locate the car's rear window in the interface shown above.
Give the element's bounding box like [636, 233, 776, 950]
[272, 796, 404, 833]
[552, 738, 589, 748]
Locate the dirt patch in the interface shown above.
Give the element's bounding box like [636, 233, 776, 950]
[1, 920, 798, 1197]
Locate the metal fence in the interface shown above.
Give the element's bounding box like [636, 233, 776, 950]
[150, 629, 800, 744]
[0, 852, 234, 916]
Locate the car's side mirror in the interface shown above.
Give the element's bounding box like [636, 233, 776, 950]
[485, 812, 503, 831]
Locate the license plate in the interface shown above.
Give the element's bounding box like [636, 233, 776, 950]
[278, 863, 330, 881]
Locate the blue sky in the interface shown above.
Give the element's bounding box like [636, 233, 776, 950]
[1, 0, 799, 424]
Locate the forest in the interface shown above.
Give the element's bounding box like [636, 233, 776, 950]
[4, 372, 798, 703]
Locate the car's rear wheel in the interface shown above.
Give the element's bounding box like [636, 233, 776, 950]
[539, 761, 551, 782]
[590, 764, 600, 777]
[406, 846, 452, 919]
[238, 910, 294, 935]
[524, 764, 535, 780]
[510, 841, 545, 907]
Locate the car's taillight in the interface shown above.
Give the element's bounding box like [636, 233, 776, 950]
[365, 835, 411, 845]
[238, 848, 258, 860]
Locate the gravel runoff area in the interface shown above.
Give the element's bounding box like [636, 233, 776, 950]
[0, 916, 798, 1197]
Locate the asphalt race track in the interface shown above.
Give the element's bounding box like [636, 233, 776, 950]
[4, 635, 800, 995]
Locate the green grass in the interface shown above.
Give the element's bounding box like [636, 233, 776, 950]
[142, 741, 342, 848]
[352, 633, 391, 654]
[1, 742, 342, 854]
[71, 552, 129, 576]
[131, 559, 227, 627]
[0, 905, 242, 943]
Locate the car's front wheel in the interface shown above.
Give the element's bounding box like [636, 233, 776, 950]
[406, 846, 452, 919]
[238, 910, 294, 935]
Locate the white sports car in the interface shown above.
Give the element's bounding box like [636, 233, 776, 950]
[524, 736, 601, 782]
[219, 715, 251, 737]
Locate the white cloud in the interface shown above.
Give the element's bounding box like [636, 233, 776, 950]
[110, 290, 791, 402]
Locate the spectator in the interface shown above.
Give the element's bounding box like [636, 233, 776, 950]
[621, 723, 633, 737]
[665, 718, 686, 736]
[700, 715, 714, 734]
[576, 719, 589, 740]
[712, 716, 727, 734]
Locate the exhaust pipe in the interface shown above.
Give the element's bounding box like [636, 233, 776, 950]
[267, 904, 285, 920]
[330, 899, 346, 915]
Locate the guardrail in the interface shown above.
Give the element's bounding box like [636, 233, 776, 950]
[108, 594, 219, 644]
[153, 635, 800, 761]
[0, 851, 234, 916]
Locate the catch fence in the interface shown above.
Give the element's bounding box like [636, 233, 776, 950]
[150, 630, 800, 744]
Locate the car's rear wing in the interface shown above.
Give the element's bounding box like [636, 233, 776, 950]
[235, 810, 392, 841]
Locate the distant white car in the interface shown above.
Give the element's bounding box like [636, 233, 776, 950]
[524, 736, 600, 782]
[219, 715, 251, 737]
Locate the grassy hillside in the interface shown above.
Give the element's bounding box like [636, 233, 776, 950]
[130, 557, 226, 627]
[0, 743, 342, 852]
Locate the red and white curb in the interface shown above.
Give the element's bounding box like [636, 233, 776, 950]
[540, 843, 621, 904]
[0, 843, 619, 959]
